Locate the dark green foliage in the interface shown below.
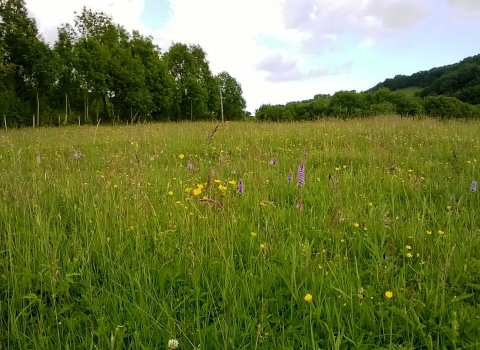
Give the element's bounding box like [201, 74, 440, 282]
[217, 71, 246, 120]
[0, 1, 245, 125]
[368, 54, 480, 106]
[255, 88, 480, 121]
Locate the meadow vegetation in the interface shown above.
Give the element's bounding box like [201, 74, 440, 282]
[1, 116, 480, 349]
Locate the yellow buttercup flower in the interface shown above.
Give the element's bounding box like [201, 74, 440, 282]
[193, 188, 202, 196]
[260, 243, 265, 249]
[406, 252, 413, 258]
[385, 291, 393, 299]
[304, 294, 313, 302]
[251, 232, 257, 237]
[353, 223, 360, 228]
[218, 185, 227, 191]
[168, 191, 174, 196]
[179, 154, 184, 159]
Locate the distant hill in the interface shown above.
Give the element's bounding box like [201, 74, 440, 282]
[368, 54, 480, 105]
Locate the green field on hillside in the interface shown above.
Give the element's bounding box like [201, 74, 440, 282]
[396, 86, 424, 96]
[1, 117, 479, 349]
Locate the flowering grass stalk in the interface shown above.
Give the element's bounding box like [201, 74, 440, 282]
[2, 118, 480, 349]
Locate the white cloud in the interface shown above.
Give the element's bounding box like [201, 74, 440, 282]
[25, 0, 480, 113]
[26, 0, 146, 43]
[446, 0, 480, 16]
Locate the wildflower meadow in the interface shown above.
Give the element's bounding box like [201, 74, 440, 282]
[1, 116, 480, 349]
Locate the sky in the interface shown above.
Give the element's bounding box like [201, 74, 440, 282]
[26, 0, 480, 113]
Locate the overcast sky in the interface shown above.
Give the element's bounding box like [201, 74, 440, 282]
[26, 0, 480, 113]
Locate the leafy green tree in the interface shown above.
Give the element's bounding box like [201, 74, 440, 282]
[129, 31, 174, 121]
[328, 91, 367, 118]
[217, 71, 246, 120]
[165, 43, 218, 120]
[0, 0, 56, 125]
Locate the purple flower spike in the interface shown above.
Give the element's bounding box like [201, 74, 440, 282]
[73, 150, 82, 159]
[237, 180, 244, 194]
[269, 157, 278, 165]
[471, 180, 477, 193]
[297, 160, 305, 187]
[296, 199, 304, 210]
[187, 160, 194, 170]
[286, 172, 293, 183]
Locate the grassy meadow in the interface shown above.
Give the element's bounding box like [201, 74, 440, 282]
[1, 116, 480, 349]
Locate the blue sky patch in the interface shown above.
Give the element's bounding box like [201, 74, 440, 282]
[141, 0, 171, 30]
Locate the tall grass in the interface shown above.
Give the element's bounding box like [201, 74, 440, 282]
[1, 116, 479, 349]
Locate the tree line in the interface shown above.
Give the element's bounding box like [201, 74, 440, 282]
[0, 0, 247, 127]
[368, 54, 480, 106]
[255, 88, 480, 121]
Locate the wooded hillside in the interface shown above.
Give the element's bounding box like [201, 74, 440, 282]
[368, 54, 480, 105]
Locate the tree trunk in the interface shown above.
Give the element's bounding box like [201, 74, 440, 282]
[65, 93, 68, 124]
[220, 88, 224, 123]
[86, 92, 89, 124]
[36, 89, 40, 127]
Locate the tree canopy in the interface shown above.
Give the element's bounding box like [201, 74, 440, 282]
[0, 0, 247, 126]
[368, 54, 480, 106]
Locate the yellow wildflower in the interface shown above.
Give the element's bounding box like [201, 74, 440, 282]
[304, 294, 313, 302]
[385, 291, 393, 299]
[251, 232, 257, 237]
[260, 243, 265, 249]
[179, 154, 184, 159]
[218, 185, 227, 191]
[353, 223, 360, 228]
[193, 188, 202, 196]
[168, 191, 174, 196]
[406, 252, 413, 258]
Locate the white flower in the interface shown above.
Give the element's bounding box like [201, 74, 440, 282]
[168, 339, 180, 349]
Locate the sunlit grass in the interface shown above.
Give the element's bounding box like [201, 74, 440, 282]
[1, 116, 479, 349]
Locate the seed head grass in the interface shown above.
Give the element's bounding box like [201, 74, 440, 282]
[1, 116, 480, 348]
